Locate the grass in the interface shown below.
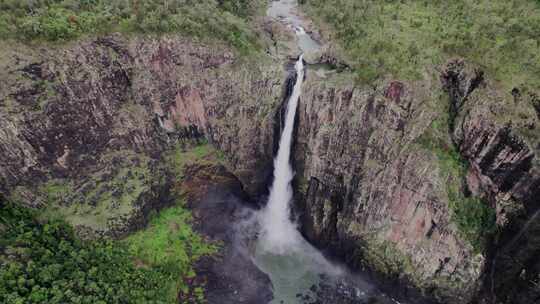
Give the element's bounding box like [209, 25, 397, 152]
[119, 142, 225, 300]
[303, 0, 540, 90]
[124, 200, 219, 301]
[34, 142, 226, 235]
[33, 142, 228, 236]
[0, 0, 265, 53]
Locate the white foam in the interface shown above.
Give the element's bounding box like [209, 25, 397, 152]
[258, 56, 305, 254]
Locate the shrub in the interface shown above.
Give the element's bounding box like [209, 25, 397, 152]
[449, 191, 497, 251]
[22, 8, 79, 41]
[418, 120, 497, 251]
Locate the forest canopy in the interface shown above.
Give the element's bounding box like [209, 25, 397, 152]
[0, 201, 215, 304]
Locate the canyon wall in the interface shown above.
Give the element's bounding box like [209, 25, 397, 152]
[292, 61, 540, 303]
[0, 34, 284, 237]
[1, 33, 539, 303]
[293, 69, 481, 302]
[445, 61, 540, 303]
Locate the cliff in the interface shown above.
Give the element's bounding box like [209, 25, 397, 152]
[1, 32, 539, 303]
[0, 34, 284, 237]
[292, 60, 540, 303]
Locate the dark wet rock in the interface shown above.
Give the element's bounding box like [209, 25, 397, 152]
[298, 274, 393, 304]
[180, 163, 273, 304]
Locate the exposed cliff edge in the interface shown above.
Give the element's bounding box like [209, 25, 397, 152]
[1, 32, 539, 304]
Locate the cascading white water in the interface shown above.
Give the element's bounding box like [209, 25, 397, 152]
[259, 55, 305, 254]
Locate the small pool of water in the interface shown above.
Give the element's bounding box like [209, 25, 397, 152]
[254, 236, 334, 303]
[253, 232, 399, 304]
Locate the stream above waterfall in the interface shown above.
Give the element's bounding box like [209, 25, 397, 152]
[267, 0, 321, 53]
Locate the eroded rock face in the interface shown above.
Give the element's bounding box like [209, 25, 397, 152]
[292, 61, 540, 303]
[0, 34, 285, 235]
[292, 71, 481, 303]
[442, 60, 540, 304]
[444, 60, 540, 211]
[2, 32, 539, 303]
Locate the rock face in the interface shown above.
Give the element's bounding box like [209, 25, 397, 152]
[0, 34, 284, 235]
[291, 61, 540, 303]
[442, 60, 540, 304]
[292, 70, 482, 302]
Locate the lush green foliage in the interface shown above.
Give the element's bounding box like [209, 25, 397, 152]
[0, 0, 262, 52]
[447, 187, 497, 251]
[304, 0, 540, 89]
[0, 202, 163, 303]
[0, 200, 215, 304]
[218, 0, 257, 17]
[124, 202, 218, 300]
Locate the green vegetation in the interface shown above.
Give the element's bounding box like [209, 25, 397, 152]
[0, 142, 225, 303]
[218, 0, 259, 17]
[304, 0, 540, 89]
[1, 199, 216, 303]
[357, 239, 415, 277]
[165, 141, 225, 179]
[25, 143, 223, 236]
[38, 151, 155, 236]
[0, 202, 184, 303]
[125, 202, 218, 300]
[418, 118, 496, 251]
[0, 0, 263, 52]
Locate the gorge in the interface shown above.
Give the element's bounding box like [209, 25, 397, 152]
[1, 0, 540, 304]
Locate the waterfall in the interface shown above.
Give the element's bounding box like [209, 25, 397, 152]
[259, 55, 305, 254]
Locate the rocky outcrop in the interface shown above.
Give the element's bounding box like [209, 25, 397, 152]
[443, 60, 540, 211]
